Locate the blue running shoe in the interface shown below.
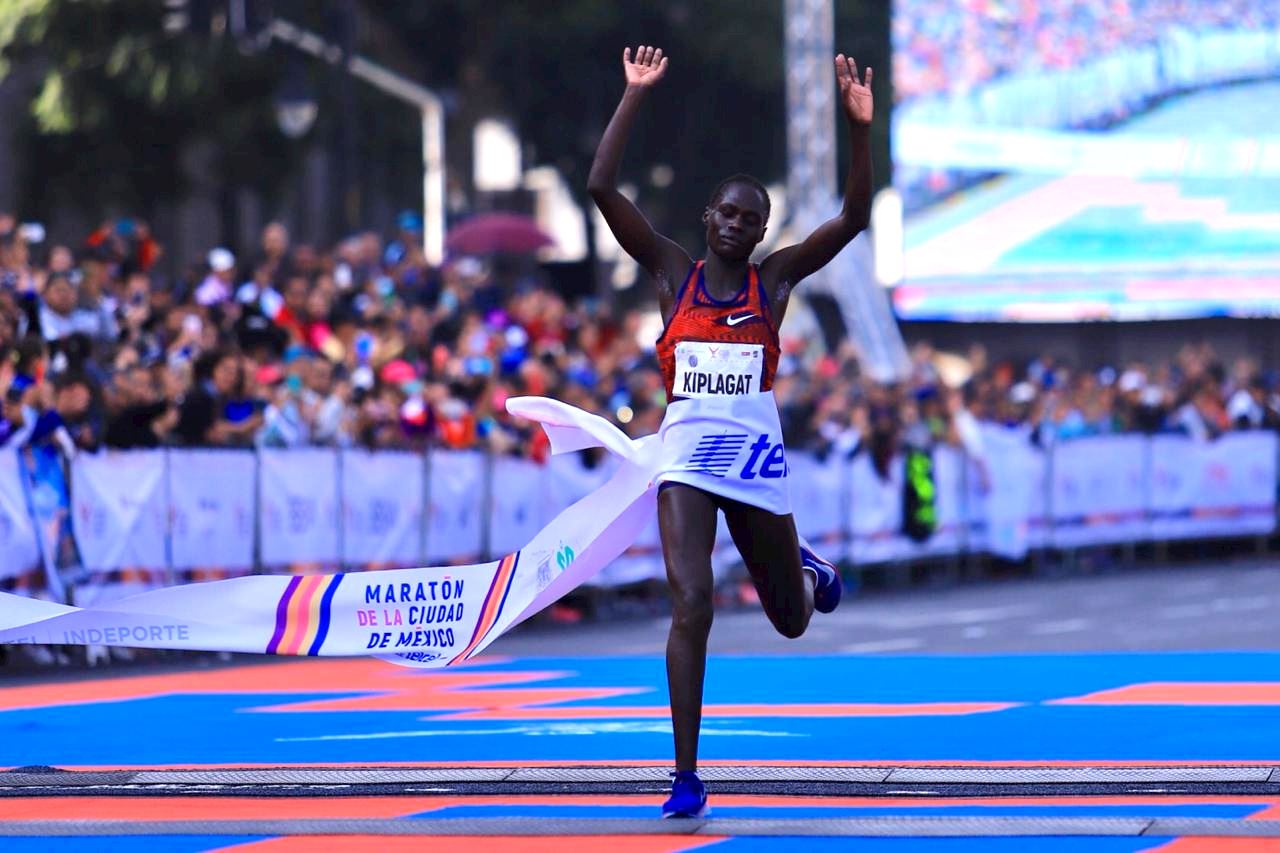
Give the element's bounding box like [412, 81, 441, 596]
[662, 770, 709, 818]
[801, 546, 842, 614]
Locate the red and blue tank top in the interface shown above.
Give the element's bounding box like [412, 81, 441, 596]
[656, 261, 781, 401]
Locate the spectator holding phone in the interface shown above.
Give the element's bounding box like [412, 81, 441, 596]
[174, 348, 264, 447]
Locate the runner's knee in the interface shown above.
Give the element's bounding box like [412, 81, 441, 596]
[775, 613, 808, 639]
[670, 585, 714, 635]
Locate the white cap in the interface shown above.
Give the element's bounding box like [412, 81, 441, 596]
[1009, 382, 1037, 404]
[1227, 388, 1258, 421]
[1118, 370, 1145, 393]
[207, 247, 235, 273]
[351, 365, 375, 391]
[334, 263, 353, 289]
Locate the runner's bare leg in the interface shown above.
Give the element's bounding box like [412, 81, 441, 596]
[723, 500, 814, 638]
[659, 484, 719, 772]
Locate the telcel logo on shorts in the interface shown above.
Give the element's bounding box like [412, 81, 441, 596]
[687, 433, 788, 479]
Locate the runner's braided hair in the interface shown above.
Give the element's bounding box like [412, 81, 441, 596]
[708, 174, 771, 223]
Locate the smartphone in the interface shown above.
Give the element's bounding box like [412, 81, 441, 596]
[182, 314, 203, 336]
[354, 331, 374, 365]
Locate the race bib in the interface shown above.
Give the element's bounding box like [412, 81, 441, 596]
[673, 341, 763, 398]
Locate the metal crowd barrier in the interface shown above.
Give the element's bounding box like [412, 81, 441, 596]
[0, 428, 1275, 604]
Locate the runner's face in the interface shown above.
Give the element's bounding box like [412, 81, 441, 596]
[704, 183, 768, 261]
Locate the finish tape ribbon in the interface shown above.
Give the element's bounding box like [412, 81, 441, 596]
[0, 398, 663, 668]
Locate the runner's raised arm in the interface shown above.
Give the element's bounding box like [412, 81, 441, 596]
[762, 54, 874, 287]
[587, 45, 692, 312]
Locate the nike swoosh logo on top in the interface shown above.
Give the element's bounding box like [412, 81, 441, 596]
[725, 313, 756, 326]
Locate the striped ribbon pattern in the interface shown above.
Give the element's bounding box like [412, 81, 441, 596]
[451, 552, 519, 664]
[266, 574, 345, 656]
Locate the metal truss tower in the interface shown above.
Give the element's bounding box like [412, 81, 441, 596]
[784, 0, 908, 382]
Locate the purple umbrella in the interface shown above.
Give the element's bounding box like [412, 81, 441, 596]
[445, 212, 555, 255]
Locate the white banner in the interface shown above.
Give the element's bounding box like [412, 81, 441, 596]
[1150, 432, 1277, 540]
[0, 450, 39, 583]
[927, 446, 967, 558]
[426, 451, 485, 564]
[848, 452, 905, 564]
[787, 452, 849, 562]
[1050, 435, 1148, 548]
[341, 450, 424, 566]
[894, 124, 1280, 179]
[976, 426, 1048, 560]
[169, 449, 255, 571]
[961, 453, 990, 555]
[71, 450, 167, 572]
[259, 448, 339, 566]
[846, 447, 966, 564]
[488, 456, 548, 558]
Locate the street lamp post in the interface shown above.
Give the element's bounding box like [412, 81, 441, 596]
[266, 18, 445, 266]
[274, 60, 318, 140]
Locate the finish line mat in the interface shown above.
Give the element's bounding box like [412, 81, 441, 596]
[3, 791, 1280, 851]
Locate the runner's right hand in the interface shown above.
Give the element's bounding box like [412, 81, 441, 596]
[624, 45, 668, 88]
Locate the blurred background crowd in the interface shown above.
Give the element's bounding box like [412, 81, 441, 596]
[3, 211, 1278, 470]
[893, 0, 1280, 101]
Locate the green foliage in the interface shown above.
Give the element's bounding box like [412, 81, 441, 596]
[2, 0, 888, 245]
[379, 0, 886, 248]
[2, 0, 292, 216]
[382, 0, 792, 248]
[0, 0, 51, 79]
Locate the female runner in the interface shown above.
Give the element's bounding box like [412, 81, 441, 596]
[588, 44, 874, 817]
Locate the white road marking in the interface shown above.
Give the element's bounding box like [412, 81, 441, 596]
[1160, 603, 1208, 619]
[1209, 596, 1270, 613]
[1162, 597, 1271, 620]
[1030, 618, 1092, 635]
[845, 604, 1036, 631]
[277, 722, 805, 742]
[839, 637, 925, 653]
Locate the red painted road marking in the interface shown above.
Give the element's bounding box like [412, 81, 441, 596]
[439, 702, 1017, 720]
[1248, 806, 1280, 819]
[221, 837, 725, 853]
[1052, 682, 1280, 706]
[0, 660, 643, 715]
[1153, 840, 1280, 851]
[5, 795, 1280, 821]
[0, 657, 1016, 719]
[0, 797, 448, 821]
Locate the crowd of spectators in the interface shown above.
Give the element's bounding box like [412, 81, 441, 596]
[1, 211, 1278, 471]
[0, 211, 666, 463]
[893, 0, 1280, 102]
[782, 339, 1280, 485]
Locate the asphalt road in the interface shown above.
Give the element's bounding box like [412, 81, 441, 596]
[492, 557, 1280, 657]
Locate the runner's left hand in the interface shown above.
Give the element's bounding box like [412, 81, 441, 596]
[835, 54, 873, 125]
